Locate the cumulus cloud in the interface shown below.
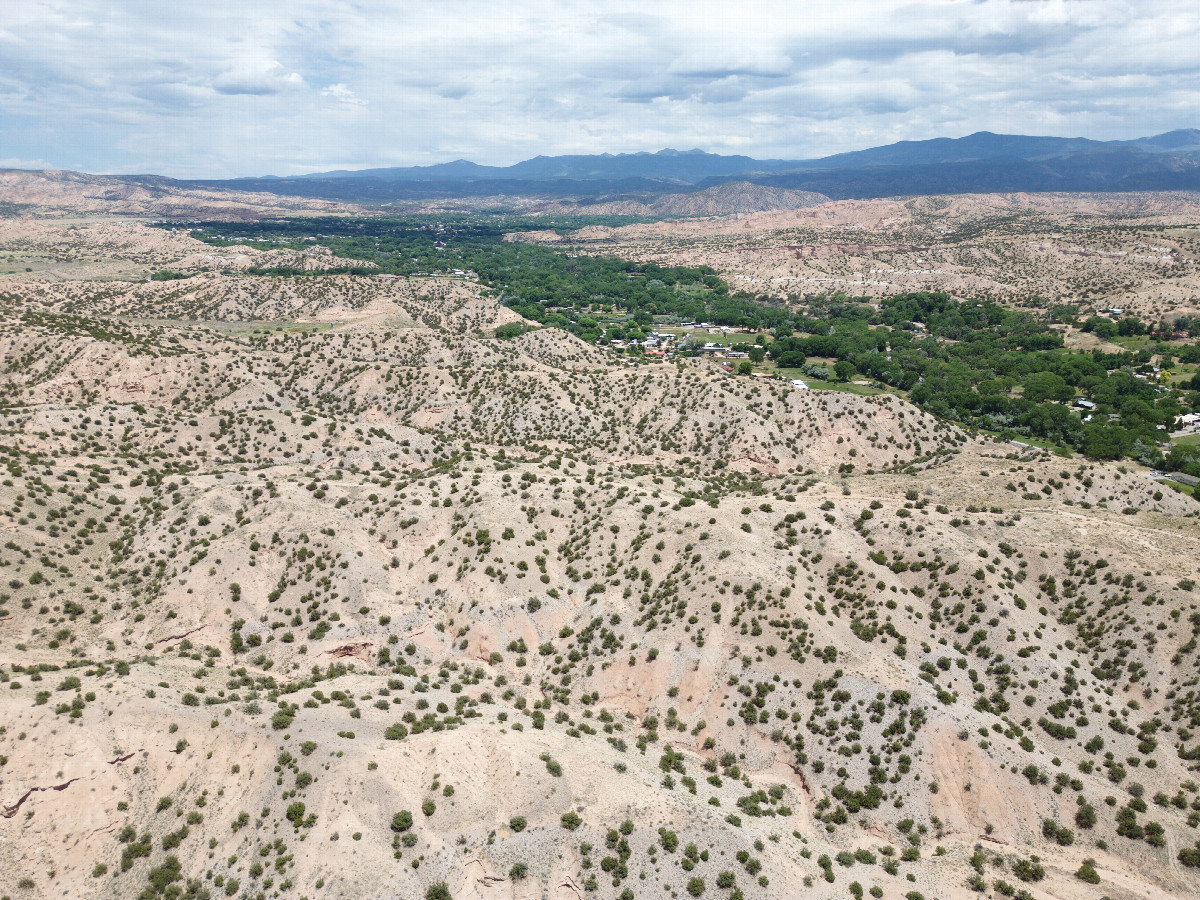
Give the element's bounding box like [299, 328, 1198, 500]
[0, 0, 1195, 177]
[213, 60, 304, 96]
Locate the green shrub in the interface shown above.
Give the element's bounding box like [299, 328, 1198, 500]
[1012, 857, 1045, 882]
[1075, 859, 1101, 884]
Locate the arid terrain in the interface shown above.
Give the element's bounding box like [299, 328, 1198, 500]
[511, 192, 1200, 322]
[1, 177, 1200, 900]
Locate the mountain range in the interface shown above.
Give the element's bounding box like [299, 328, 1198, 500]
[186, 128, 1200, 203]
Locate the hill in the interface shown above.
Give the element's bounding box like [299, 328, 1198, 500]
[1, 208, 1199, 900]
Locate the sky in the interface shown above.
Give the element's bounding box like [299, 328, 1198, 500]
[1, 0, 1197, 178]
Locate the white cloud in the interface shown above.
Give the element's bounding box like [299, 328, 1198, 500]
[320, 83, 366, 106]
[213, 60, 304, 96]
[0, 0, 1195, 176]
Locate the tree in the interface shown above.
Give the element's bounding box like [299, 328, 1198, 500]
[747, 347, 765, 363]
[1022, 371, 1073, 403]
[833, 360, 856, 382]
[1082, 423, 1132, 460]
[1118, 316, 1146, 336]
[737, 361, 754, 376]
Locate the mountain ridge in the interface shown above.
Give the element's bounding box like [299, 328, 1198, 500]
[8, 128, 1200, 205]
[267, 129, 1200, 184]
[178, 128, 1200, 203]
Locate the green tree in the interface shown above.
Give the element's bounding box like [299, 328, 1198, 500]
[1022, 372, 1074, 403]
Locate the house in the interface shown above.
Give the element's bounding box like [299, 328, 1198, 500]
[789, 379, 809, 390]
[1075, 399, 1096, 410]
[1173, 473, 1200, 487]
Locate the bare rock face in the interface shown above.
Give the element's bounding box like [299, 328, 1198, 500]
[0, 203, 1198, 900]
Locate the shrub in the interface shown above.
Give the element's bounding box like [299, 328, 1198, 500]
[426, 883, 452, 900]
[1075, 859, 1101, 884]
[1075, 803, 1097, 829]
[286, 801, 307, 828]
[422, 798, 436, 817]
[687, 876, 705, 896]
[561, 811, 582, 830]
[271, 707, 294, 730]
[392, 810, 413, 832]
[509, 816, 527, 832]
[1012, 857, 1045, 882]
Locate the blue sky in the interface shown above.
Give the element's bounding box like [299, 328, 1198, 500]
[1, 0, 1197, 178]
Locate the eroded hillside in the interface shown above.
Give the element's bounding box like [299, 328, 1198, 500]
[1, 215, 1199, 900]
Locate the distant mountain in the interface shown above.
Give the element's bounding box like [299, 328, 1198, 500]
[285, 148, 796, 184]
[703, 146, 1200, 199]
[185, 129, 1200, 203]
[1128, 128, 1200, 152]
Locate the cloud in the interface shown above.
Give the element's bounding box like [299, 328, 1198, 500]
[320, 83, 366, 105]
[0, 0, 1196, 177]
[212, 60, 304, 96]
